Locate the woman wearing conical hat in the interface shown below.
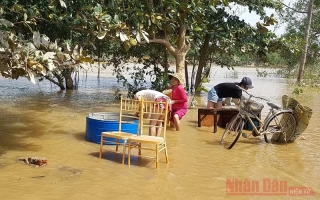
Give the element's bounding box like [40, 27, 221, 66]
[167, 73, 188, 131]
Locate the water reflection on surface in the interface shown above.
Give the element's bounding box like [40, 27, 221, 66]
[0, 67, 319, 200]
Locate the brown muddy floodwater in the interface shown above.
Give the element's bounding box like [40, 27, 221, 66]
[0, 67, 319, 200]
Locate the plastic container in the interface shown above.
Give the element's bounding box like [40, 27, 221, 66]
[85, 112, 138, 144]
[247, 121, 259, 131]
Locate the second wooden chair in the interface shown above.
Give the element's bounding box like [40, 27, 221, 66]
[127, 98, 169, 168]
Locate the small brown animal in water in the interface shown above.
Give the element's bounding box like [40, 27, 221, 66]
[19, 157, 47, 167]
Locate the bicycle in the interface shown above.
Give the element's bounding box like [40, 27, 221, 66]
[220, 89, 297, 149]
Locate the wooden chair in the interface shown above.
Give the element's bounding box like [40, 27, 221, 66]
[127, 98, 169, 168]
[99, 97, 141, 164]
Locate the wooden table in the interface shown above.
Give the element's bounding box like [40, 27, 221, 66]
[197, 108, 222, 133]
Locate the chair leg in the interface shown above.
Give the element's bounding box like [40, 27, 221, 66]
[122, 140, 127, 164]
[138, 143, 141, 156]
[164, 143, 169, 163]
[156, 145, 158, 169]
[116, 139, 119, 151]
[128, 142, 131, 167]
[99, 135, 104, 159]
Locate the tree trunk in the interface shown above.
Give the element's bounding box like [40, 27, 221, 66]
[195, 33, 211, 91]
[175, 52, 187, 74]
[184, 60, 189, 91]
[190, 55, 197, 92]
[174, 22, 190, 80]
[57, 81, 65, 90]
[163, 45, 169, 75]
[297, 0, 314, 83]
[65, 73, 74, 90]
[97, 43, 101, 78]
[45, 73, 65, 90]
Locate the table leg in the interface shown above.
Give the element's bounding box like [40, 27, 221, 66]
[213, 111, 217, 133]
[198, 110, 201, 127]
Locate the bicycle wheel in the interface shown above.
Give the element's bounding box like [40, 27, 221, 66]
[220, 115, 244, 149]
[263, 111, 296, 143]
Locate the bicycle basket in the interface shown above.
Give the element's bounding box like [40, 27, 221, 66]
[240, 98, 264, 116]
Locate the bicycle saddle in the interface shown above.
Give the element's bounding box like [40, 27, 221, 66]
[267, 102, 281, 110]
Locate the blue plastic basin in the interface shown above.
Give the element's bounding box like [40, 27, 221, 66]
[85, 112, 138, 144]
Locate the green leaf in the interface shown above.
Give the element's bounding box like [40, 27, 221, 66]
[33, 31, 41, 47]
[59, 0, 67, 8]
[151, 15, 156, 24]
[23, 22, 33, 32]
[209, 6, 217, 13]
[25, 69, 36, 84]
[212, 0, 219, 6]
[136, 31, 141, 43]
[0, 19, 14, 27]
[97, 31, 107, 39]
[114, 14, 119, 23]
[8, 38, 14, 52]
[194, 26, 202, 31]
[94, 4, 102, 14]
[24, 13, 27, 21]
[141, 30, 149, 43]
[124, 41, 131, 51]
[129, 37, 137, 46]
[119, 31, 128, 41]
[79, 56, 92, 62]
[102, 14, 111, 23]
[258, 26, 269, 33]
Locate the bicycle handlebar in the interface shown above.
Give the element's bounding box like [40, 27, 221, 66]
[240, 87, 285, 110]
[241, 87, 270, 102]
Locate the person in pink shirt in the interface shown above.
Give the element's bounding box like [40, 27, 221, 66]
[167, 73, 188, 131]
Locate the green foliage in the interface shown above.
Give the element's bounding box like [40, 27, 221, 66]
[0, 30, 92, 90]
[266, 52, 286, 66]
[225, 70, 238, 79]
[112, 61, 172, 98]
[256, 68, 268, 77]
[279, 0, 320, 82]
[110, 43, 173, 97]
[293, 87, 303, 95]
[0, 0, 288, 92]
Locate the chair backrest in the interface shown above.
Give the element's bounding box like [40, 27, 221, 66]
[118, 96, 141, 132]
[139, 98, 169, 137]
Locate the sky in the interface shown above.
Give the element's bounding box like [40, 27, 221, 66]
[237, 0, 294, 36]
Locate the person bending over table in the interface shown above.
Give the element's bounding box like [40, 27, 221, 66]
[207, 77, 254, 109]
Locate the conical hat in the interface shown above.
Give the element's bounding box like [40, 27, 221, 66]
[168, 73, 184, 86]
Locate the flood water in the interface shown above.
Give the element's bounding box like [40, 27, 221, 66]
[0, 66, 319, 200]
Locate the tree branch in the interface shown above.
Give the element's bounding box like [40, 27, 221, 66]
[44, 75, 61, 86]
[145, 38, 176, 57]
[280, 2, 307, 14]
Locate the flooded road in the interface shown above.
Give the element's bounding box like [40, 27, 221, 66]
[0, 66, 319, 200]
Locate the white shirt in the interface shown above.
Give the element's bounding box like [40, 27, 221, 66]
[135, 89, 171, 103]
